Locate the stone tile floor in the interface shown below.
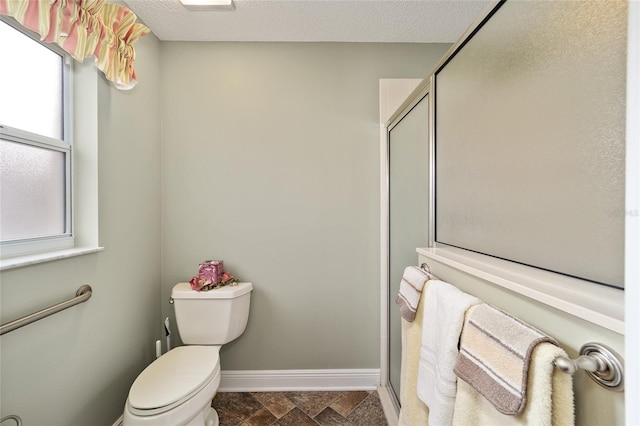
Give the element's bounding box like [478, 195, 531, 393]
[211, 390, 389, 426]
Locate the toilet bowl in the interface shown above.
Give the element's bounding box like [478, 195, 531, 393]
[123, 282, 253, 426]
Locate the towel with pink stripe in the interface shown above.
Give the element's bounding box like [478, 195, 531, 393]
[453, 303, 558, 415]
[394, 266, 430, 322]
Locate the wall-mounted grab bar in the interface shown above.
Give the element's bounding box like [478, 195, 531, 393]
[0, 285, 92, 336]
[0, 415, 22, 426]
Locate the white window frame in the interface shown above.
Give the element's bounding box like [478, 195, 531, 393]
[0, 18, 74, 260]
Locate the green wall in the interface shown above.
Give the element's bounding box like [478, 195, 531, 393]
[160, 42, 450, 370]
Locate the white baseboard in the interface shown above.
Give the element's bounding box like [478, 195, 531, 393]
[112, 415, 123, 426]
[218, 369, 381, 392]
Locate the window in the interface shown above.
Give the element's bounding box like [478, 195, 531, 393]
[0, 19, 73, 258]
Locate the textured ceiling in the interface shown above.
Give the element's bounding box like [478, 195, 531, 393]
[123, 0, 492, 43]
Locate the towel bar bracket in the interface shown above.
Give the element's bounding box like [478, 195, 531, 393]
[420, 262, 440, 280]
[554, 342, 624, 392]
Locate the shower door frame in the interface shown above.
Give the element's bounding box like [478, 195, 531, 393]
[379, 78, 433, 420]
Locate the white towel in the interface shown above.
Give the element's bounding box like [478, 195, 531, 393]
[395, 266, 430, 322]
[417, 280, 481, 426]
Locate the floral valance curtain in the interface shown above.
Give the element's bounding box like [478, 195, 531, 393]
[0, 0, 149, 90]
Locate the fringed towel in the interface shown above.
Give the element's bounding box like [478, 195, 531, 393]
[453, 341, 575, 426]
[453, 304, 558, 415]
[417, 280, 481, 426]
[395, 266, 430, 322]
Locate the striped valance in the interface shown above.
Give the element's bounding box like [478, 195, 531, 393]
[0, 0, 149, 90]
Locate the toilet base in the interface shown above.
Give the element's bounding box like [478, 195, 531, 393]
[187, 406, 219, 426]
[124, 402, 219, 426]
[203, 407, 219, 426]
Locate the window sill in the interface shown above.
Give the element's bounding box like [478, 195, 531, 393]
[0, 246, 104, 271]
[416, 246, 625, 334]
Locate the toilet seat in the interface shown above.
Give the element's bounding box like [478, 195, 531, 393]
[127, 346, 220, 417]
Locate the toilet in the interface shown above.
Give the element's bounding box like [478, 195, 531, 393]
[123, 282, 253, 426]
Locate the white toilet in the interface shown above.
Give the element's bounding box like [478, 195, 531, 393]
[123, 282, 253, 426]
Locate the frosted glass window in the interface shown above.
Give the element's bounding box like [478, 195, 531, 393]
[0, 139, 66, 241]
[0, 21, 71, 256]
[0, 20, 64, 140]
[434, 1, 626, 288]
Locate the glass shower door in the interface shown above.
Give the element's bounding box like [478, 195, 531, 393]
[387, 93, 430, 404]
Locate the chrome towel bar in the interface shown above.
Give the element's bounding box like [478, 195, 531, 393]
[0, 285, 92, 336]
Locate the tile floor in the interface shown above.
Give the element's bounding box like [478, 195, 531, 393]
[211, 390, 389, 426]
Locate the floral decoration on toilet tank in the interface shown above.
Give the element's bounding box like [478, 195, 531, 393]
[189, 259, 238, 291]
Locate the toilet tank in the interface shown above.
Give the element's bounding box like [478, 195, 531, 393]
[171, 282, 252, 345]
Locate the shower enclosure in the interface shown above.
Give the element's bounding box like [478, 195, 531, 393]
[384, 82, 431, 408]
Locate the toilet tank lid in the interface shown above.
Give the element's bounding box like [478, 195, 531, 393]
[172, 282, 253, 299]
